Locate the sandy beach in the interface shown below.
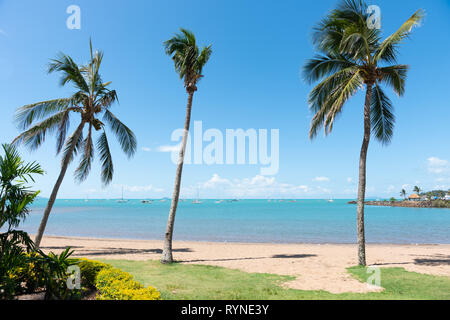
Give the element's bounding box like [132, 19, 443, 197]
[38, 235, 450, 294]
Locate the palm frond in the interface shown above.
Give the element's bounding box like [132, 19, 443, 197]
[55, 110, 71, 154]
[323, 70, 363, 133]
[15, 98, 73, 130]
[0, 144, 44, 184]
[371, 83, 395, 144]
[61, 123, 85, 166]
[374, 9, 424, 63]
[96, 130, 114, 185]
[74, 125, 94, 183]
[48, 53, 90, 93]
[12, 111, 69, 151]
[303, 54, 356, 84]
[103, 110, 136, 158]
[309, 68, 363, 138]
[196, 45, 212, 76]
[379, 65, 408, 96]
[95, 90, 118, 110]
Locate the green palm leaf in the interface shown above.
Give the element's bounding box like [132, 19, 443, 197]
[374, 9, 424, 63]
[15, 98, 73, 130]
[96, 130, 114, 185]
[103, 110, 137, 158]
[74, 125, 94, 183]
[12, 111, 69, 150]
[371, 83, 395, 144]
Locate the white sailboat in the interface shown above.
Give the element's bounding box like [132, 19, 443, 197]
[192, 188, 203, 204]
[116, 187, 128, 203]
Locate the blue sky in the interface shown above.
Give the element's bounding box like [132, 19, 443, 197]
[0, 0, 449, 199]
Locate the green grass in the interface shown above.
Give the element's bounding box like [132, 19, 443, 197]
[101, 260, 450, 300]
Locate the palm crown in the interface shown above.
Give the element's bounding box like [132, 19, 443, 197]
[303, 0, 423, 143]
[164, 28, 212, 93]
[13, 41, 136, 185]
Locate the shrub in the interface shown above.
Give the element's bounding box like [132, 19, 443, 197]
[77, 259, 111, 288]
[95, 267, 161, 300]
[0, 144, 43, 299]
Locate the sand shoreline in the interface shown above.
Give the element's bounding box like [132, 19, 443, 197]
[36, 235, 450, 294]
[36, 234, 450, 246]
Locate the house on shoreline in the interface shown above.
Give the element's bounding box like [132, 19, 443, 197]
[408, 194, 421, 201]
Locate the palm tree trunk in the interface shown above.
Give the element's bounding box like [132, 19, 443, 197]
[161, 92, 194, 263]
[356, 84, 373, 266]
[34, 122, 85, 248]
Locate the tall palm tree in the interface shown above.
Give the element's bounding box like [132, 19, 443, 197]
[161, 29, 212, 263]
[400, 189, 407, 200]
[303, 0, 423, 265]
[413, 186, 421, 194]
[12, 41, 137, 248]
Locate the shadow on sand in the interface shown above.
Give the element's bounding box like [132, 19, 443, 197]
[66, 247, 194, 257]
[180, 254, 317, 263]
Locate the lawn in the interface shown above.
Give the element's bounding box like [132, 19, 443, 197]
[102, 260, 450, 300]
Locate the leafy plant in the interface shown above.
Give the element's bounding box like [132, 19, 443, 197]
[95, 266, 161, 300]
[32, 247, 80, 300]
[0, 144, 43, 299]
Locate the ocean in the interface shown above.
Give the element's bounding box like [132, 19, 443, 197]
[17, 198, 450, 244]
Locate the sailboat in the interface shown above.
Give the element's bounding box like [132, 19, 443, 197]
[116, 187, 128, 203]
[192, 188, 203, 204]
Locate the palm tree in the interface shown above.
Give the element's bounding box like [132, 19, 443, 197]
[161, 29, 212, 263]
[400, 189, 407, 200]
[303, 0, 423, 265]
[12, 41, 137, 248]
[413, 186, 421, 194]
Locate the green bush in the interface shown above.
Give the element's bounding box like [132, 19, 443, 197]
[95, 267, 161, 300]
[76, 259, 161, 300]
[77, 259, 111, 288]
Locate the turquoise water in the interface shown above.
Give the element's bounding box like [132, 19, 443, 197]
[16, 199, 450, 244]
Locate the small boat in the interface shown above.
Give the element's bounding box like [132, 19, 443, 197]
[116, 187, 128, 203]
[327, 199, 334, 203]
[192, 188, 203, 204]
[141, 200, 152, 204]
[215, 200, 224, 204]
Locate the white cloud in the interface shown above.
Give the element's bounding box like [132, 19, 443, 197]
[202, 174, 232, 189]
[347, 177, 354, 183]
[387, 185, 395, 193]
[427, 157, 449, 174]
[156, 145, 180, 153]
[313, 176, 330, 182]
[141, 147, 151, 152]
[186, 174, 313, 198]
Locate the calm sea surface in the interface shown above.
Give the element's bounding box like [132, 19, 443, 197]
[16, 199, 450, 244]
